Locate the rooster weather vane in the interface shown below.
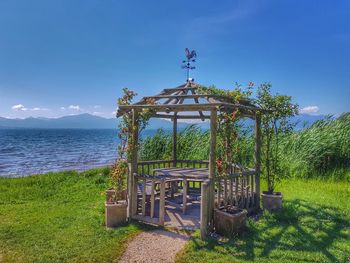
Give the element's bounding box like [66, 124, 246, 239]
[182, 48, 197, 82]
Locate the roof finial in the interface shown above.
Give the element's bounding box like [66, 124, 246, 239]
[181, 48, 197, 82]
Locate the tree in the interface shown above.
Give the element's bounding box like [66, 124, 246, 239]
[257, 83, 298, 193]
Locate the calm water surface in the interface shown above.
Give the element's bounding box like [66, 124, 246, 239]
[0, 129, 156, 177]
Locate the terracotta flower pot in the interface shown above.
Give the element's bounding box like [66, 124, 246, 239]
[261, 191, 283, 211]
[105, 200, 127, 228]
[214, 207, 247, 237]
[106, 188, 127, 202]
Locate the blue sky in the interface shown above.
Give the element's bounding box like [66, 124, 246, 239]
[0, 0, 349, 118]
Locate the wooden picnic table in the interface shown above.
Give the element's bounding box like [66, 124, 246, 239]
[153, 167, 209, 213]
[152, 167, 209, 180]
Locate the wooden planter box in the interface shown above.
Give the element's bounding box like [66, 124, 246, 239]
[105, 200, 127, 228]
[214, 207, 247, 237]
[261, 191, 282, 211]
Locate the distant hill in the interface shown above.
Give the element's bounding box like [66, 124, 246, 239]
[0, 113, 180, 129]
[0, 114, 117, 129]
[0, 113, 325, 130]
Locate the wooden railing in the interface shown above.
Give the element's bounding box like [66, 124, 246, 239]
[131, 159, 258, 227]
[137, 159, 209, 175]
[132, 173, 167, 226]
[214, 170, 258, 211]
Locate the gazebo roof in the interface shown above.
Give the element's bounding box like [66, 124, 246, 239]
[117, 82, 262, 120]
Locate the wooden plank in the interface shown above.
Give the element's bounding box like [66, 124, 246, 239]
[132, 215, 162, 226]
[251, 174, 255, 207]
[173, 116, 177, 167]
[208, 109, 217, 229]
[142, 179, 146, 216]
[216, 180, 221, 207]
[229, 178, 233, 205]
[223, 178, 228, 206]
[164, 90, 183, 105]
[118, 102, 260, 112]
[165, 200, 183, 209]
[159, 179, 166, 226]
[129, 109, 139, 217]
[200, 180, 209, 239]
[150, 180, 155, 218]
[235, 177, 239, 206]
[183, 178, 188, 214]
[246, 177, 250, 209]
[254, 113, 261, 209]
[190, 89, 205, 120]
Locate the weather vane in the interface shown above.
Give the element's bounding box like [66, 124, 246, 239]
[182, 48, 197, 82]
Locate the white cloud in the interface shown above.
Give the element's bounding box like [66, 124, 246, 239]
[11, 104, 50, 112]
[69, 105, 80, 111]
[300, 106, 320, 114]
[93, 105, 101, 109]
[12, 104, 28, 111]
[60, 107, 66, 110]
[32, 107, 49, 111]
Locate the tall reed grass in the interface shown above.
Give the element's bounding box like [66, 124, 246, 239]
[139, 113, 350, 180]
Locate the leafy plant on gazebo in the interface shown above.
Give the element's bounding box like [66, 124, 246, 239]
[198, 83, 254, 176]
[198, 83, 254, 236]
[105, 88, 154, 228]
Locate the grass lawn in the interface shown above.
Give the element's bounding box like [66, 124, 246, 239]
[0, 168, 146, 263]
[1, 169, 349, 263]
[176, 179, 350, 263]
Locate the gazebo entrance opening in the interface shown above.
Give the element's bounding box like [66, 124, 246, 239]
[117, 82, 262, 238]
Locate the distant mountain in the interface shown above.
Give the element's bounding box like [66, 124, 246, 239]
[0, 113, 181, 130]
[0, 113, 325, 130]
[291, 114, 326, 129]
[0, 114, 117, 129]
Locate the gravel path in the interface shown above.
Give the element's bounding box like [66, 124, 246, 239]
[118, 230, 189, 263]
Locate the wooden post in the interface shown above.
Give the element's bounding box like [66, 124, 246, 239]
[142, 178, 146, 216]
[130, 109, 139, 217]
[200, 180, 209, 239]
[254, 113, 261, 209]
[159, 179, 166, 226]
[127, 163, 133, 218]
[172, 116, 177, 167]
[183, 178, 188, 214]
[208, 109, 217, 230]
[150, 180, 155, 218]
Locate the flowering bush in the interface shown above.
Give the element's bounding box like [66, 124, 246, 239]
[109, 88, 154, 202]
[199, 83, 253, 176]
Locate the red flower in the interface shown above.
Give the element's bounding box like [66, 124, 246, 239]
[216, 160, 223, 173]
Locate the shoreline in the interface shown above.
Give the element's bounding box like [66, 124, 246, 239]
[0, 163, 113, 179]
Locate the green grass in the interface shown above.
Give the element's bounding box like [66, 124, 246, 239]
[1, 168, 349, 263]
[0, 168, 145, 263]
[176, 179, 350, 263]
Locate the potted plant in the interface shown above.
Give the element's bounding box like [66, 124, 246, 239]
[105, 159, 128, 228]
[257, 83, 298, 211]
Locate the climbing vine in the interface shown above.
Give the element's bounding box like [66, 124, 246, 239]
[109, 88, 155, 201]
[198, 82, 254, 176]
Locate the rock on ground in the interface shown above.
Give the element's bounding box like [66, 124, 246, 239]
[118, 230, 189, 263]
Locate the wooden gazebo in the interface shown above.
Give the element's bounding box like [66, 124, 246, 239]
[117, 81, 262, 238]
